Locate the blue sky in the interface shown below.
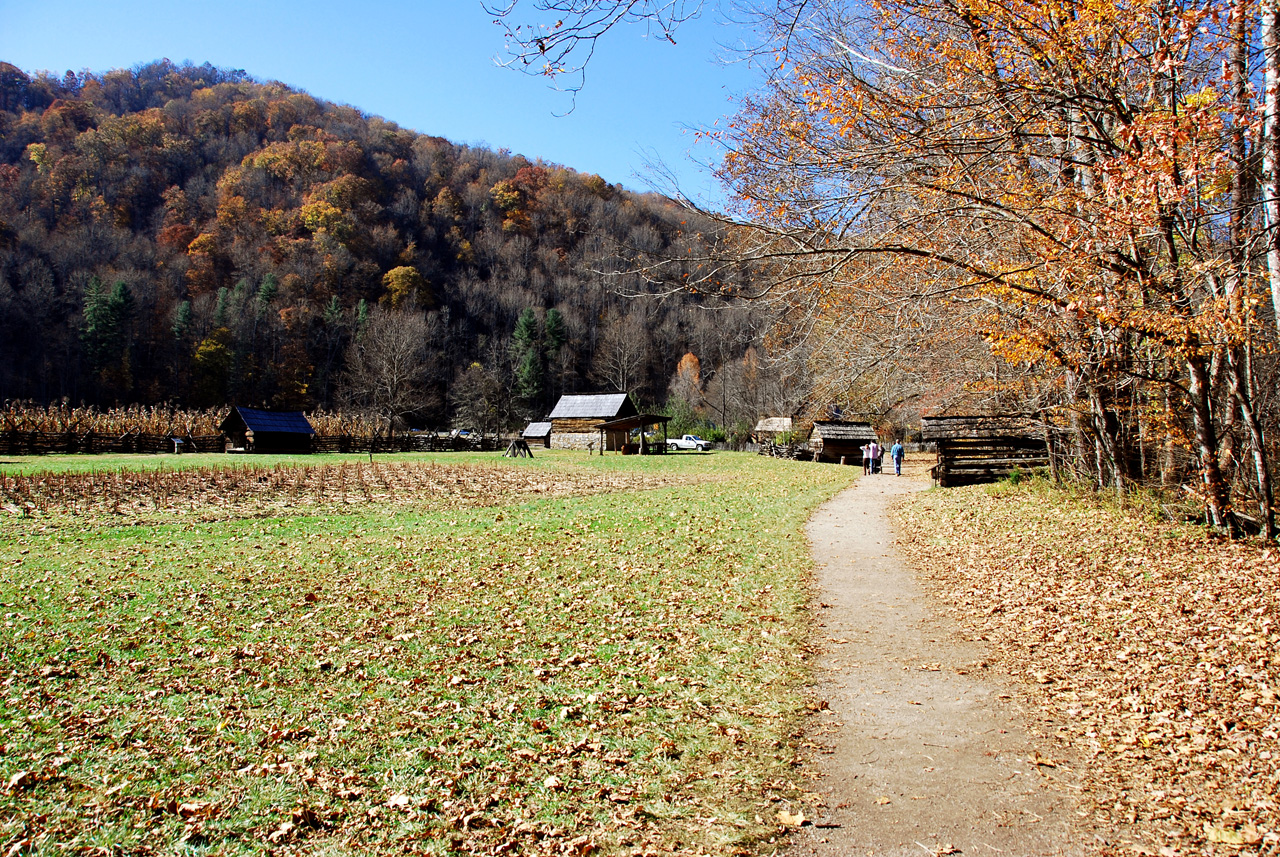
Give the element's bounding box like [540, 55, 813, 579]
[0, 0, 759, 207]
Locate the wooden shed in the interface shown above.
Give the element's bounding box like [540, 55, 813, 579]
[810, 421, 878, 464]
[548, 394, 638, 450]
[521, 421, 553, 449]
[921, 415, 1049, 487]
[593, 413, 671, 455]
[219, 407, 315, 454]
[753, 416, 793, 441]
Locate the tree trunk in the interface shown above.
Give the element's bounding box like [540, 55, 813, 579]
[1264, 0, 1280, 332]
[1042, 411, 1061, 484]
[1227, 349, 1277, 538]
[1186, 354, 1232, 532]
[1088, 384, 1126, 499]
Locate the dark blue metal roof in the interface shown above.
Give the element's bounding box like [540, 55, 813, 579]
[224, 407, 315, 435]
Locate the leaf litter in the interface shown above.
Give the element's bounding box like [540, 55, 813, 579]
[894, 480, 1280, 857]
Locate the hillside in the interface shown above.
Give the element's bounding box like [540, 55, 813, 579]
[0, 59, 772, 423]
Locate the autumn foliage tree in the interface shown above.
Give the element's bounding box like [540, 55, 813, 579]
[668, 351, 703, 409]
[0, 59, 763, 420]
[714, 0, 1279, 534]
[495, 0, 1279, 535]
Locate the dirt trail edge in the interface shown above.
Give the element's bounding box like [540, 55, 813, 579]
[786, 473, 1084, 857]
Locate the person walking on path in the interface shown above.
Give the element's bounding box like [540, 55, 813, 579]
[867, 440, 880, 474]
[861, 443, 872, 475]
[890, 439, 905, 475]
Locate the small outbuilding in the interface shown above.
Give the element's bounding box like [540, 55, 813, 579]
[753, 416, 793, 442]
[547, 393, 639, 450]
[593, 413, 672, 455]
[921, 414, 1050, 486]
[219, 407, 315, 454]
[521, 421, 553, 449]
[810, 421, 879, 464]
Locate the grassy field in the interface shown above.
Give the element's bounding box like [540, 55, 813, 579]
[1, 451, 857, 855]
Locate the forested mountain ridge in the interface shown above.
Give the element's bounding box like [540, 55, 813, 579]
[0, 59, 770, 423]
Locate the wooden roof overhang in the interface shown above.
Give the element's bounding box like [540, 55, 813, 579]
[522, 421, 553, 438]
[593, 414, 672, 455]
[594, 414, 671, 432]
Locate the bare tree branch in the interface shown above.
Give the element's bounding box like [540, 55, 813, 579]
[484, 0, 705, 93]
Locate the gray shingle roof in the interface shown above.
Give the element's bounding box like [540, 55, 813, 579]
[754, 417, 793, 433]
[920, 415, 1041, 441]
[811, 421, 878, 441]
[548, 394, 632, 420]
[522, 422, 552, 438]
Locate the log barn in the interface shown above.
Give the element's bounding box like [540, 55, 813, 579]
[809, 421, 879, 464]
[921, 415, 1050, 486]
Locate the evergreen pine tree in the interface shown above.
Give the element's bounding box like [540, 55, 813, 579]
[543, 307, 567, 404]
[81, 278, 134, 375]
[516, 345, 543, 406]
[510, 307, 546, 410]
[80, 276, 109, 371]
[356, 299, 369, 335]
[256, 273, 279, 315]
[172, 300, 192, 340]
[81, 278, 135, 400]
[543, 308, 566, 356]
[324, 295, 343, 329]
[214, 287, 230, 327]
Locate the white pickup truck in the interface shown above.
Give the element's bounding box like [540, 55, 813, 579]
[668, 434, 713, 452]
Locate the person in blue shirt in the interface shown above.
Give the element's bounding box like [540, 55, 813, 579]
[890, 440, 905, 476]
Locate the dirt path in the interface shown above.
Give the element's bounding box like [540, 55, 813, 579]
[786, 468, 1085, 857]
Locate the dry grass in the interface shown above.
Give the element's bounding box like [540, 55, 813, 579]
[0, 458, 692, 523]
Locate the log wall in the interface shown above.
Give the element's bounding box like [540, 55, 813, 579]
[921, 416, 1050, 487]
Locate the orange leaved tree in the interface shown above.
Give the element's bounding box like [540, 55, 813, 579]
[494, 0, 1277, 536]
